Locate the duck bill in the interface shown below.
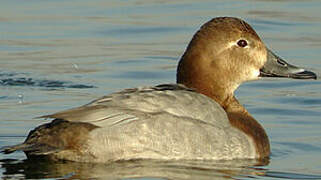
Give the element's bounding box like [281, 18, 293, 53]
[259, 49, 317, 80]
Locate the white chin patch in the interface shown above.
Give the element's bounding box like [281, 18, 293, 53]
[250, 69, 260, 80]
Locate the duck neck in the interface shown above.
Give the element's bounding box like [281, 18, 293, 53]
[176, 52, 239, 107]
[225, 96, 270, 159]
[177, 68, 270, 158]
[177, 74, 237, 108]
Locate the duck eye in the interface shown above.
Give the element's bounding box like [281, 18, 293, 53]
[237, 39, 248, 48]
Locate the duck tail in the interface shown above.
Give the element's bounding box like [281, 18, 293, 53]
[1, 143, 60, 156]
[1, 143, 30, 154]
[1, 119, 98, 157]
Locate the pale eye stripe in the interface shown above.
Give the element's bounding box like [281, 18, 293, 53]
[227, 41, 237, 48]
[228, 39, 250, 49]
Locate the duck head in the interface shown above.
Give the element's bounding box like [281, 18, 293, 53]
[177, 17, 316, 106]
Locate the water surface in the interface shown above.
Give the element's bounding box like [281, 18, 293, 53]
[1, 0, 321, 179]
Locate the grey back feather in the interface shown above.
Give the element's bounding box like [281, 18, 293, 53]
[41, 84, 229, 128]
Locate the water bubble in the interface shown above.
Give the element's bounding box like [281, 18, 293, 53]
[72, 63, 79, 70]
[18, 93, 24, 104]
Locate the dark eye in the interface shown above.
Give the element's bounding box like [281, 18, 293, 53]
[237, 39, 248, 48]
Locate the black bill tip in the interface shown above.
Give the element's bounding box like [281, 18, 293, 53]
[259, 69, 317, 80]
[290, 70, 317, 80]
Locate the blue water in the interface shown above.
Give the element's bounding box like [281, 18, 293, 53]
[1, 0, 321, 179]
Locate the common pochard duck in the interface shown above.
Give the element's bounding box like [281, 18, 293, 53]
[2, 17, 317, 162]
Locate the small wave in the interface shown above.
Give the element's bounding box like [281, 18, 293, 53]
[0, 77, 95, 89]
[264, 170, 321, 179]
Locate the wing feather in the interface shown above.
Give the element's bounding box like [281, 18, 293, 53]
[39, 84, 229, 128]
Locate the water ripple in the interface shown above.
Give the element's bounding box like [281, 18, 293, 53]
[0, 77, 95, 89]
[111, 71, 172, 80]
[251, 107, 321, 117]
[264, 171, 321, 180]
[277, 141, 321, 152]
